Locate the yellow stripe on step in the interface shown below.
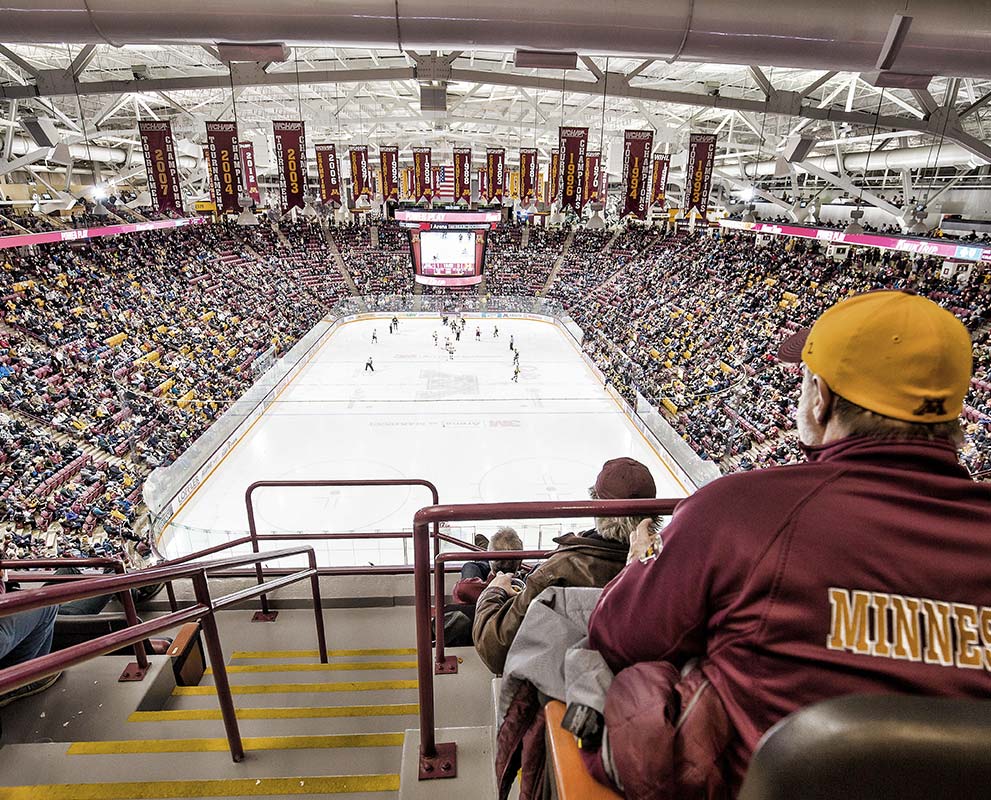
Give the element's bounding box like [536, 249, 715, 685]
[129, 703, 419, 722]
[68, 732, 405, 755]
[206, 660, 417, 675]
[232, 648, 416, 659]
[173, 679, 418, 696]
[0, 774, 400, 799]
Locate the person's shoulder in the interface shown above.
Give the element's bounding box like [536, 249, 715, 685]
[679, 461, 829, 518]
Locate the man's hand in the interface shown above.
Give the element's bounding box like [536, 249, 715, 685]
[488, 571, 515, 593]
[627, 518, 661, 565]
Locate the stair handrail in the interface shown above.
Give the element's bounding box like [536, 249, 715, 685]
[411, 497, 680, 780]
[0, 544, 327, 762]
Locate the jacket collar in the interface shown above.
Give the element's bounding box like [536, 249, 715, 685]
[553, 530, 630, 559]
[801, 435, 969, 476]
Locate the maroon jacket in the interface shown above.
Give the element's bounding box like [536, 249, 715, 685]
[589, 436, 991, 790]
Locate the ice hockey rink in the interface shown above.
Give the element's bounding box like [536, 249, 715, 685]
[161, 316, 688, 565]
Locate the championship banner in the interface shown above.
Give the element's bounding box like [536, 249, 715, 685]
[557, 128, 588, 211]
[651, 155, 670, 208]
[202, 146, 216, 209]
[508, 171, 520, 200]
[379, 146, 399, 202]
[453, 147, 472, 203]
[622, 130, 653, 218]
[431, 166, 440, 200]
[520, 148, 538, 203]
[401, 168, 413, 200]
[486, 148, 505, 203]
[412, 147, 432, 202]
[138, 121, 181, 213]
[583, 151, 601, 205]
[686, 133, 717, 218]
[273, 121, 307, 213]
[550, 149, 560, 203]
[205, 121, 242, 214]
[314, 144, 342, 207]
[349, 145, 371, 203]
[239, 142, 260, 203]
[478, 168, 488, 203]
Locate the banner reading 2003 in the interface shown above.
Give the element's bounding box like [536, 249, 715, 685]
[557, 128, 588, 211]
[138, 121, 182, 213]
[205, 121, 242, 214]
[273, 121, 307, 213]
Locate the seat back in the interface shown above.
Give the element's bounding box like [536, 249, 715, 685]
[739, 694, 991, 800]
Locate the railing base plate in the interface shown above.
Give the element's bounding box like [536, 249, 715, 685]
[251, 611, 279, 622]
[434, 655, 459, 675]
[419, 741, 457, 780]
[118, 661, 150, 682]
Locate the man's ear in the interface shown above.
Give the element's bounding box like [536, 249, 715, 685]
[811, 374, 835, 426]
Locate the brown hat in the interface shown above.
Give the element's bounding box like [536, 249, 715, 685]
[593, 457, 656, 500]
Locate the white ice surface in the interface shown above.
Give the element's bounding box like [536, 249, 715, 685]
[163, 317, 687, 566]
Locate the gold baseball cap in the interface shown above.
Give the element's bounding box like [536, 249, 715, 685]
[777, 290, 973, 423]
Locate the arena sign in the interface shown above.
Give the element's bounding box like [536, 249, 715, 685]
[205, 121, 243, 214]
[557, 127, 588, 211]
[719, 219, 991, 264]
[273, 121, 307, 212]
[138, 121, 182, 213]
[621, 130, 653, 219]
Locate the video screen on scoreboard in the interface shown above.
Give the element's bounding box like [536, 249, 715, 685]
[398, 209, 500, 287]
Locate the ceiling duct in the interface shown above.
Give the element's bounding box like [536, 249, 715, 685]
[3, 1, 989, 77]
[514, 50, 578, 70]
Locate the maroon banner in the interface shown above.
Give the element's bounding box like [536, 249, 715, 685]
[478, 168, 488, 203]
[486, 148, 505, 204]
[431, 166, 440, 200]
[453, 147, 472, 203]
[550, 149, 560, 203]
[272, 121, 307, 213]
[138, 121, 182, 213]
[205, 121, 242, 214]
[557, 128, 588, 211]
[412, 147, 432, 202]
[583, 151, 601, 205]
[686, 133, 717, 218]
[239, 142, 260, 203]
[651, 155, 670, 208]
[315, 144, 342, 207]
[349, 145, 371, 204]
[622, 130, 653, 219]
[202, 146, 216, 209]
[519, 148, 538, 203]
[379, 146, 399, 202]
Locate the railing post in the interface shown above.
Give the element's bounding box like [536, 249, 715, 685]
[307, 551, 328, 663]
[414, 515, 457, 779]
[113, 561, 150, 682]
[433, 553, 457, 675]
[192, 571, 244, 763]
[245, 485, 276, 621]
[165, 581, 179, 612]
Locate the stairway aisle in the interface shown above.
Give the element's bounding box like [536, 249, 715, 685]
[0, 608, 427, 799]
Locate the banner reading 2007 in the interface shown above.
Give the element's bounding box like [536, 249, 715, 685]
[138, 121, 181, 213]
[622, 130, 653, 219]
[686, 133, 717, 218]
[453, 147, 472, 203]
[557, 128, 588, 211]
[379, 146, 399, 202]
[315, 144, 342, 207]
[349, 145, 371, 204]
[205, 121, 242, 214]
[520, 148, 538, 203]
[486, 148, 505, 203]
[651, 155, 670, 208]
[273, 121, 307, 213]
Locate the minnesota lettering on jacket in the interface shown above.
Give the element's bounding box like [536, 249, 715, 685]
[828, 587, 991, 669]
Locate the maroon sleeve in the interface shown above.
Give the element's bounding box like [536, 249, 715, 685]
[588, 484, 738, 672]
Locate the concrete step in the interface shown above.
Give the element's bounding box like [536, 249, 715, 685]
[199, 662, 418, 685]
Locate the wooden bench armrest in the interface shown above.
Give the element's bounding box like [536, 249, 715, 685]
[545, 700, 622, 800]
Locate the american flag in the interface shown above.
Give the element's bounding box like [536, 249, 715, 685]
[432, 165, 455, 201]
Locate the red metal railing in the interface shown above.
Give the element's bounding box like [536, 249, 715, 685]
[0, 544, 327, 761]
[412, 497, 680, 780]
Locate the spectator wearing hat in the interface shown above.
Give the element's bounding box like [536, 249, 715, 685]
[473, 457, 657, 675]
[588, 290, 991, 793]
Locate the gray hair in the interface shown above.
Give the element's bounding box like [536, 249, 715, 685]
[832, 394, 964, 447]
[589, 487, 658, 545]
[490, 526, 523, 574]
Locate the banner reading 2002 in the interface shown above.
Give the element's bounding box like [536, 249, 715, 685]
[205, 121, 242, 214]
[453, 147, 472, 203]
[686, 133, 717, 218]
[315, 144, 342, 207]
[273, 121, 307, 213]
[622, 130, 653, 219]
[557, 127, 588, 211]
[138, 121, 182, 213]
